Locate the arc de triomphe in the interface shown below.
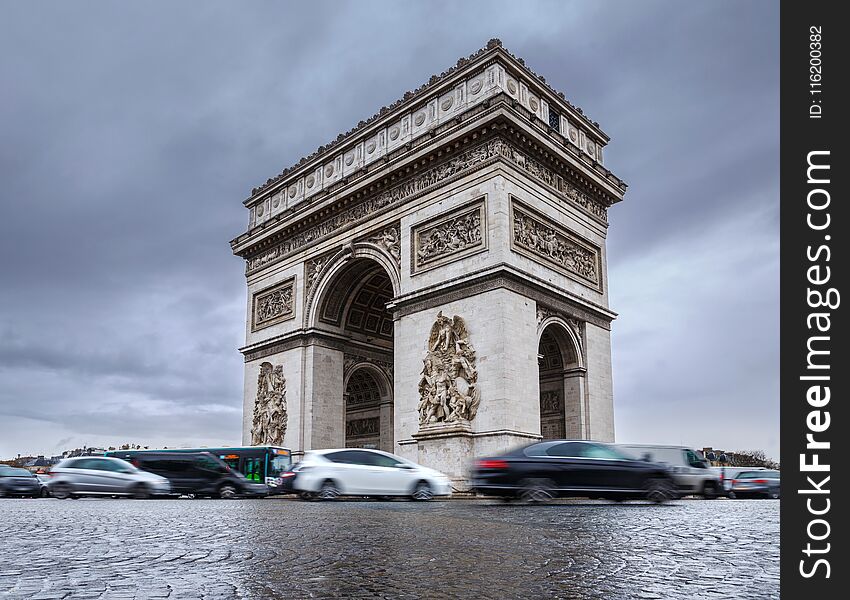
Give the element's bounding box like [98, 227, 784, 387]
[231, 40, 627, 485]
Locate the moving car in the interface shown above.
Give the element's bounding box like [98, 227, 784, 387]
[730, 469, 780, 499]
[470, 440, 678, 503]
[120, 452, 268, 499]
[36, 473, 51, 497]
[48, 456, 172, 499]
[292, 448, 452, 501]
[0, 466, 41, 498]
[618, 444, 722, 498]
[709, 466, 766, 496]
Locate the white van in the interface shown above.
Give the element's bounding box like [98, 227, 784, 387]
[618, 444, 722, 498]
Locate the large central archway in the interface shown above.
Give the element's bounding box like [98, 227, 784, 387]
[313, 255, 396, 452]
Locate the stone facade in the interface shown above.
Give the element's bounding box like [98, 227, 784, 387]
[231, 40, 626, 486]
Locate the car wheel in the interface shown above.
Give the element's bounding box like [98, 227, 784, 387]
[132, 484, 151, 500]
[317, 480, 340, 501]
[768, 490, 780, 499]
[411, 481, 434, 502]
[644, 478, 676, 503]
[40, 488, 50, 498]
[51, 484, 72, 500]
[703, 482, 718, 500]
[218, 484, 238, 500]
[519, 478, 555, 504]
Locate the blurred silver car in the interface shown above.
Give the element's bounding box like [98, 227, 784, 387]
[48, 457, 171, 499]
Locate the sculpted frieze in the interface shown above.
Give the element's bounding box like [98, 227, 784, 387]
[251, 277, 295, 331]
[512, 201, 601, 289]
[245, 138, 609, 276]
[417, 312, 482, 426]
[412, 200, 486, 273]
[346, 417, 380, 439]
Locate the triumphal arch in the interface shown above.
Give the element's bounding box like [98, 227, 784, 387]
[231, 40, 627, 485]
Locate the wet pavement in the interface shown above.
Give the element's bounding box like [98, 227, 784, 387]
[0, 497, 778, 599]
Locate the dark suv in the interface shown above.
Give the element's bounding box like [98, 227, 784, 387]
[0, 466, 41, 498]
[121, 452, 268, 499]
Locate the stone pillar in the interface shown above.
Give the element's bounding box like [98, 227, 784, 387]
[585, 323, 615, 441]
[304, 345, 345, 449]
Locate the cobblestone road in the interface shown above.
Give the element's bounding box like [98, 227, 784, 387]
[0, 497, 778, 599]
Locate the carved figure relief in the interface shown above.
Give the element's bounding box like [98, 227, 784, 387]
[364, 224, 401, 266]
[413, 201, 485, 272]
[251, 277, 295, 331]
[512, 201, 601, 288]
[417, 312, 481, 426]
[251, 362, 287, 445]
[346, 417, 380, 439]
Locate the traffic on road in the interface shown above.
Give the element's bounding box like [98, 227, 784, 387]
[2, 442, 778, 503]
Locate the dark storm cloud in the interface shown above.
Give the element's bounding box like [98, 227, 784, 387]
[0, 1, 778, 459]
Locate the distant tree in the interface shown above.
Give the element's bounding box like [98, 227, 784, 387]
[730, 449, 779, 469]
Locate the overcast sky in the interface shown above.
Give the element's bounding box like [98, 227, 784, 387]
[0, 0, 779, 461]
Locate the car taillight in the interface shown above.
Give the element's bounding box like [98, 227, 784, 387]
[753, 479, 768, 484]
[477, 459, 508, 470]
[280, 472, 296, 478]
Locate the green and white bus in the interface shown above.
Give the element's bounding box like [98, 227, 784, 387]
[106, 446, 293, 494]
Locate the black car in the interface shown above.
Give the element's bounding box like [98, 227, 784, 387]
[116, 452, 268, 499]
[0, 466, 41, 498]
[470, 440, 678, 503]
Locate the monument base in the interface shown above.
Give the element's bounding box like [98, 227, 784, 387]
[409, 422, 475, 491]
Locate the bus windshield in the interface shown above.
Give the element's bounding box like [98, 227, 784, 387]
[268, 454, 292, 477]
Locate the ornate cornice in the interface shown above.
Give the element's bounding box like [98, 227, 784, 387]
[248, 39, 611, 201]
[238, 133, 615, 276]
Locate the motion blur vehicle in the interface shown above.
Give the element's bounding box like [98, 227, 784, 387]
[106, 446, 291, 494]
[471, 440, 677, 503]
[115, 452, 268, 499]
[730, 469, 780, 499]
[709, 466, 766, 496]
[618, 444, 722, 498]
[36, 473, 51, 497]
[0, 466, 41, 498]
[292, 448, 452, 501]
[48, 456, 171, 499]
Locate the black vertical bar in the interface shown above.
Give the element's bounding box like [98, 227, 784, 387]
[781, 1, 847, 597]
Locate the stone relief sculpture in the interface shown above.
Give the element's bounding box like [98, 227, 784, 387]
[252, 278, 295, 330]
[251, 362, 288, 445]
[366, 224, 401, 265]
[415, 206, 483, 269]
[512, 205, 599, 286]
[417, 312, 481, 426]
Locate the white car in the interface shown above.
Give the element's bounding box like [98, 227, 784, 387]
[292, 448, 452, 501]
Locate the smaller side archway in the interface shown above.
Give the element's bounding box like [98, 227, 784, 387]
[537, 319, 587, 440]
[343, 362, 394, 452]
